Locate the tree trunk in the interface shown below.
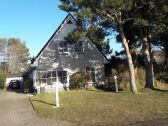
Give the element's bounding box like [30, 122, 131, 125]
[118, 23, 138, 94]
[142, 37, 154, 88]
[165, 58, 168, 70]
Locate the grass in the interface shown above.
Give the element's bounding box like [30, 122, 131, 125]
[30, 88, 168, 126]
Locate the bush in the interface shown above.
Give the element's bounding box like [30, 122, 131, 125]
[155, 72, 168, 83]
[118, 68, 146, 90]
[69, 71, 88, 90]
[105, 69, 120, 90]
[23, 79, 33, 93]
[105, 68, 146, 91]
[0, 71, 6, 89]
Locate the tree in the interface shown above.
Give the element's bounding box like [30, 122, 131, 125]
[114, 0, 168, 88]
[0, 70, 6, 89]
[132, 0, 167, 88]
[59, 0, 138, 93]
[0, 38, 8, 74]
[154, 0, 168, 71]
[0, 38, 30, 74]
[65, 17, 112, 55]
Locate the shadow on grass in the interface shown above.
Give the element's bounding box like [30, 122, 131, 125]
[140, 87, 168, 93]
[30, 99, 55, 106]
[152, 88, 168, 92]
[96, 87, 124, 93]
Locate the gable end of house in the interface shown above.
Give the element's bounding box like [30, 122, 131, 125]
[32, 13, 108, 65]
[32, 13, 76, 64]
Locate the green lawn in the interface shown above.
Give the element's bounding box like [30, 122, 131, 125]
[30, 89, 168, 126]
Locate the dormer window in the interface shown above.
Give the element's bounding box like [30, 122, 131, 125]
[75, 42, 84, 53]
[59, 42, 69, 54]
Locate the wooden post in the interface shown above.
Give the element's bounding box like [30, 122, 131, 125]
[53, 75, 60, 108]
[114, 75, 118, 93]
[55, 80, 60, 107]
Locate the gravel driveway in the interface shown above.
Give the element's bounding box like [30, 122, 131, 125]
[0, 90, 74, 126]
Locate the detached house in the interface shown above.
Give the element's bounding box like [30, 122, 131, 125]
[29, 13, 108, 93]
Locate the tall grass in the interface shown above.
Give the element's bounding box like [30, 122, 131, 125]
[106, 67, 168, 91]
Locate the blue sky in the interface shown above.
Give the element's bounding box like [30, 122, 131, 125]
[0, 0, 122, 57]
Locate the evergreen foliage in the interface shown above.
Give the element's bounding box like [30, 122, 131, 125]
[59, 0, 138, 93]
[60, 1, 113, 55]
[59, 0, 168, 92]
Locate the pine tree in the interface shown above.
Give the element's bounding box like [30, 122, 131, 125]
[125, 0, 168, 88]
[104, 0, 168, 88]
[59, 0, 138, 93]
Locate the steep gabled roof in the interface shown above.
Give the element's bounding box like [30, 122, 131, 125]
[33, 13, 76, 63]
[32, 13, 108, 64]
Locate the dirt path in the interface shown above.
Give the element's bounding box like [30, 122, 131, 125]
[0, 91, 74, 126]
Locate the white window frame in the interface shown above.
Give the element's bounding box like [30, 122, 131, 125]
[58, 42, 69, 54]
[35, 70, 57, 86]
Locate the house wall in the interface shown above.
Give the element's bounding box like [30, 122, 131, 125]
[50, 37, 105, 85]
[36, 23, 105, 84]
[32, 15, 106, 92]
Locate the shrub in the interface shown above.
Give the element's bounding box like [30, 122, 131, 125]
[106, 67, 146, 91]
[155, 72, 168, 83]
[23, 79, 33, 93]
[69, 71, 88, 90]
[118, 68, 146, 90]
[105, 69, 119, 90]
[0, 71, 6, 89]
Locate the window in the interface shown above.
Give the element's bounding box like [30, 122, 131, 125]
[47, 71, 57, 85]
[86, 67, 95, 82]
[67, 19, 73, 24]
[59, 42, 69, 53]
[58, 71, 67, 83]
[51, 71, 57, 83]
[35, 70, 67, 86]
[75, 42, 84, 53]
[47, 71, 51, 85]
[40, 71, 47, 84]
[35, 70, 57, 86]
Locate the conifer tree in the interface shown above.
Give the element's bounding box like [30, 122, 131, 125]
[59, 0, 138, 93]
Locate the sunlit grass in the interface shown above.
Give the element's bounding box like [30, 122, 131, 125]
[30, 89, 168, 126]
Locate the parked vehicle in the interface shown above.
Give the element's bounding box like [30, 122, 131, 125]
[8, 80, 21, 89]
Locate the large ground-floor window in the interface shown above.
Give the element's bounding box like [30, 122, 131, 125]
[35, 70, 57, 86]
[35, 70, 67, 86]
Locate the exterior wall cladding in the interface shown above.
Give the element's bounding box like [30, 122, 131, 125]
[32, 14, 108, 93]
